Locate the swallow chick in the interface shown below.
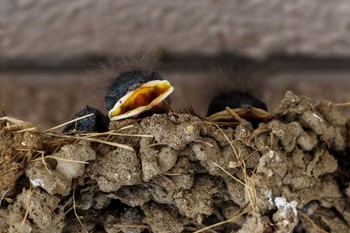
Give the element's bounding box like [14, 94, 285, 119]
[204, 65, 270, 125]
[63, 105, 109, 133]
[63, 53, 174, 133]
[105, 70, 174, 121]
[206, 91, 269, 122]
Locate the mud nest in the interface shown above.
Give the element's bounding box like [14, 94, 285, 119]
[0, 91, 350, 233]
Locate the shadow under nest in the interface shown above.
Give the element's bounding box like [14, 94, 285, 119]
[0, 91, 349, 233]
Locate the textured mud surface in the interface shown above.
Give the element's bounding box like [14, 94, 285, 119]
[0, 91, 349, 233]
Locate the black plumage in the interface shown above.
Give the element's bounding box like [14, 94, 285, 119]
[63, 106, 109, 133]
[207, 91, 268, 116]
[105, 71, 163, 111]
[63, 53, 173, 132]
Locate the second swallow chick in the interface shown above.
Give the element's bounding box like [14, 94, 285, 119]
[204, 65, 270, 125]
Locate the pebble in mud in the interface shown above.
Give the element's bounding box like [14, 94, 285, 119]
[305, 147, 337, 178]
[224, 177, 246, 207]
[113, 185, 151, 207]
[91, 147, 142, 192]
[275, 91, 314, 118]
[78, 188, 111, 210]
[5, 189, 65, 233]
[315, 100, 348, 126]
[237, 214, 272, 233]
[296, 130, 318, 151]
[26, 162, 72, 196]
[139, 137, 178, 182]
[103, 208, 145, 233]
[173, 175, 222, 221]
[191, 137, 233, 176]
[140, 114, 201, 150]
[200, 124, 235, 147]
[299, 176, 342, 206]
[268, 120, 303, 153]
[25, 141, 95, 196]
[55, 141, 96, 179]
[142, 202, 184, 233]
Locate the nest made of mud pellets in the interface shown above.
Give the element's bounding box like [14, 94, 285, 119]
[0, 91, 350, 233]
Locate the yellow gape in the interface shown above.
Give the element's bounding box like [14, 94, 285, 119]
[108, 80, 174, 121]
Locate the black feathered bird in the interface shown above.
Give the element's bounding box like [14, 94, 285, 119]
[204, 65, 270, 125]
[63, 54, 174, 132]
[105, 70, 173, 121]
[62, 106, 109, 133]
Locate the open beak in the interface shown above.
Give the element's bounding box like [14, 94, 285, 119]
[108, 80, 174, 121]
[206, 106, 270, 122]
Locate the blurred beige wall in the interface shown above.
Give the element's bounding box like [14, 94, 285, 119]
[1, 0, 350, 128]
[2, 0, 350, 58]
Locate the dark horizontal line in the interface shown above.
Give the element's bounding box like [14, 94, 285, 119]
[1, 53, 350, 72]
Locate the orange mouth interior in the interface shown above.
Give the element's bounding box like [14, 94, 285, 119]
[112, 83, 172, 117]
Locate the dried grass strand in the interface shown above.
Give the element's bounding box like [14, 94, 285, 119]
[72, 181, 86, 232]
[31, 155, 89, 165]
[79, 131, 153, 138]
[45, 132, 133, 151]
[0, 116, 34, 128]
[46, 156, 89, 164]
[44, 113, 94, 132]
[335, 101, 350, 107]
[298, 211, 329, 233]
[213, 162, 252, 191]
[0, 166, 21, 177]
[79, 137, 133, 151]
[202, 121, 258, 212]
[0, 189, 10, 207]
[21, 186, 34, 225]
[16, 127, 38, 133]
[40, 151, 52, 174]
[112, 224, 150, 229]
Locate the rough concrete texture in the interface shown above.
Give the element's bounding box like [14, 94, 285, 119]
[1, 0, 350, 58]
[0, 91, 349, 233]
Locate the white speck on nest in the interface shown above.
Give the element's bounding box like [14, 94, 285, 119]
[312, 113, 323, 122]
[268, 150, 274, 158]
[275, 197, 298, 218]
[267, 169, 273, 177]
[186, 125, 194, 133]
[275, 154, 281, 162]
[273, 197, 298, 232]
[30, 178, 45, 188]
[228, 161, 239, 168]
[265, 189, 273, 206]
